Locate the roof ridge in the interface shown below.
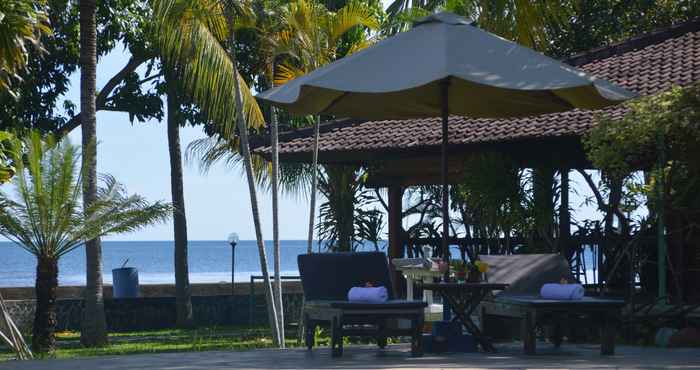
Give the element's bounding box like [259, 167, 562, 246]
[565, 18, 700, 66]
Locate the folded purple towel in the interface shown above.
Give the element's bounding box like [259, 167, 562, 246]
[540, 283, 584, 300]
[348, 286, 389, 303]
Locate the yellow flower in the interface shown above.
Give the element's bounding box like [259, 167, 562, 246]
[475, 261, 489, 273]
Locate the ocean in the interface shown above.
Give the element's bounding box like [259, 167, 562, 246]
[0, 241, 598, 288]
[0, 240, 387, 288]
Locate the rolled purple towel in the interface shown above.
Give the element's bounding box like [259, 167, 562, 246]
[348, 286, 389, 303]
[540, 283, 585, 300]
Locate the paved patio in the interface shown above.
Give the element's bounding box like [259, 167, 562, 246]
[3, 343, 700, 369]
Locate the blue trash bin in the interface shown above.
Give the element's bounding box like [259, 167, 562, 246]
[112, 267, 139, 298]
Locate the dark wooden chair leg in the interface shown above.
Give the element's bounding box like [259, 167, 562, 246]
[522, 311, 536, 355]
[550, 321, 564, 348]
[331, 316, 343, 358]
[305, 315, 315, 350]
[601, 314, 616, 356]
[377, 320, 387, 349]
[411, 316, 424, 357]
[480, 306, 488, 337]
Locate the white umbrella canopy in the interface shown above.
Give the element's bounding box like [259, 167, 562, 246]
[257, 11, 636, 265]
[257, 12, 635, 119]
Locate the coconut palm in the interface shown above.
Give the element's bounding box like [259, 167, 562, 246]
[164, 72, 194, 328]
[0, 0, 50, 97]
[271, 0, 379, 255]
[153, 0, 282, 346]
[0, 132, 171, 353]
[78, 0, 108, 347]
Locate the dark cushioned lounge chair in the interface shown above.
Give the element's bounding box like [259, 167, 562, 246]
[298, 252, 427, 357]
[479, 254, 625, 355]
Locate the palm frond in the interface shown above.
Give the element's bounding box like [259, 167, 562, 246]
[154, 0, 265, 137]
[273, 63, 305, 86]
[329, 0, 379, 46]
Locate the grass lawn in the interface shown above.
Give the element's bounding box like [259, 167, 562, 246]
[0, 326, 329, 360]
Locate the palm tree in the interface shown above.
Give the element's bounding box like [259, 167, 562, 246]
[0, 0, 50, 98]
[153, 0, 282, 346]
[78, 0, 108, 347]
[384, 0, 568, 49]
[0, 132, 171, 353]
[165, 73, 194, 328]
[271, 0, 379, 255]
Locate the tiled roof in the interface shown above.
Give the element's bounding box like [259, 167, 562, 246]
[256, 20, 700, 163]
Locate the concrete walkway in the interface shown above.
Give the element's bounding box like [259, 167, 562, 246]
[3, 343, 700, 370]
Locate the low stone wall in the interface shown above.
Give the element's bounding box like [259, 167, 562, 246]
[2, 283, 303, 333]
[0, 281, 302, 300]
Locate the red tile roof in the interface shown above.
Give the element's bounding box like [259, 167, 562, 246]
[256, 20, 700, 163]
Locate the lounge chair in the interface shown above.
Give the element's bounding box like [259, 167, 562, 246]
[479, 254, 625, 355]
[298, 252, 427, 357]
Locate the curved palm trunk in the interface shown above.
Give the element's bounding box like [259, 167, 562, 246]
[31, 255, 58, 353]
[226, 15, 281, 347]
[271, 103, 285, 347]
[79, 0, 108, 347]
[167, 79, 194, 328]
[306, 116, 321, 253]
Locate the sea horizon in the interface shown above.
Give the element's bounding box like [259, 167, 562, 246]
[0, 239, 387, 288]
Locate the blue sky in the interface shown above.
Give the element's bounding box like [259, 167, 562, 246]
[63, 47, 313, 241]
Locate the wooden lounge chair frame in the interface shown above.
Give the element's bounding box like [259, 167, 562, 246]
[298, 252, 427, 357]
[479, 254, 625, 355]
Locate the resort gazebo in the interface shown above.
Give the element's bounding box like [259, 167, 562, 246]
[255, 20, 700, 303]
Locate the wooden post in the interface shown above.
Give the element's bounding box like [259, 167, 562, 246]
[388, 185, 404, 298]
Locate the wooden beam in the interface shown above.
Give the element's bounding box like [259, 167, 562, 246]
[388, 186, 405, 298]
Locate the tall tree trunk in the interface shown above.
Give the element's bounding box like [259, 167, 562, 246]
[32, 255, 58, 353]
[79, 0, 108, 347]
[558, 168, 572, 261]
[271, 103, 285, 347]
[167, 78, 193, 328]
[307, 116, 321, 253]
[225, 13, 281, 347]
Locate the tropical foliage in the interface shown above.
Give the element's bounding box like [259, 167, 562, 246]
[317, 166, 384, 252]
[0, 132, 171, 353]
[0, 0, 162, 135]
[153, 0, 265, 137]
[383, 0, 569, 50]
[585, 83, 700, 220]
[271, 0, 380, 84]
[451, 153, 530, 254]
[0, 131, 17, 183]
[0, 0, 50, 97]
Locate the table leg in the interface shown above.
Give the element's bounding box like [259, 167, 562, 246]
[601, 313, 616, 356]
[522, 311, 536, 355]
[442, 291, 496, 352]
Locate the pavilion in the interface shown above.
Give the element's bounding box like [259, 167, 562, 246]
[254, 19, 700, 303]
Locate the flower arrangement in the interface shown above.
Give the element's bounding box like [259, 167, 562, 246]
[449, 259, 490, 282]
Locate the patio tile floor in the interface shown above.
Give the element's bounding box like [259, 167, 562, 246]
[3, 342, 700, 369]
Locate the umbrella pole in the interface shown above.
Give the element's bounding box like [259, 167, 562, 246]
[440, 79, 450, 265]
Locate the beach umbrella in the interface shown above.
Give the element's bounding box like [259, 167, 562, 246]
[257, 12, 636, 262]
